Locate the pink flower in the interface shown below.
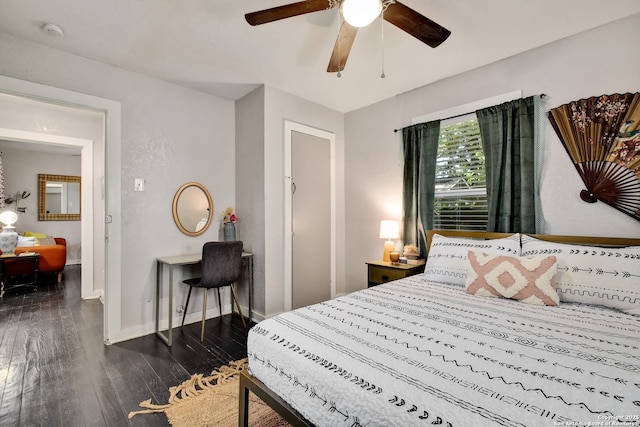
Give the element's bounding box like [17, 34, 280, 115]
[222, 207, 238, 224]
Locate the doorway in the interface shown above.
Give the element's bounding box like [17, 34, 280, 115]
[0, 129, 94, 299]
[284, 121, 336, 311]
[0, 74, 122, 344]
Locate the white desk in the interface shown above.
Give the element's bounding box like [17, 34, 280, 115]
[155, 251, 253, 346]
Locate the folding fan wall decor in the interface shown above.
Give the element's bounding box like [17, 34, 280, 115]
[549, 93, 640, 221]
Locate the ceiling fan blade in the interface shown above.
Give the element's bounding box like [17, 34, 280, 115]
[327, 22, 358, 73]
[245, 0, 334, 26]
[383, 1, 451, 48]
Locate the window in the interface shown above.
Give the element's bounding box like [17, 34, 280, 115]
[433, 114, 487, 231]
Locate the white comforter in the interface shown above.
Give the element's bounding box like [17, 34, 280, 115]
[247, 276, 640, 427]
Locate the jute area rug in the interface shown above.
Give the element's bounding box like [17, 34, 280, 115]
[128, 358, 290, 427]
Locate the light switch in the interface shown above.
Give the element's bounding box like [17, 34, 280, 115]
[134, 178, 145, 192]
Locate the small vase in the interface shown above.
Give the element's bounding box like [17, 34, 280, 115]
[0, 225, 18, 256]
[223, 222, 236, 241]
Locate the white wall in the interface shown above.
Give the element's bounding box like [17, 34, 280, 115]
[1, 147, 82, 262]
[235, 86, 266, 317]
[344, 14, 640, 293]
[0, 32, 236, 340]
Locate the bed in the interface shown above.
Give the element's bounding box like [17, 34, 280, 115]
[240, 231, 640, 426]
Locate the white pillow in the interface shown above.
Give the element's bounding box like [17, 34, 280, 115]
[424, 233, 521, 287]
[521, 235, 640, 315]
[18, 235, 37, 247]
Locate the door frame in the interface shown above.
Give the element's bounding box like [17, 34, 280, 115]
[0, 74, 122, 344]
[284, 120, 336, 312]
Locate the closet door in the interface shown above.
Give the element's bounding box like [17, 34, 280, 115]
[291, 130, 331, 309]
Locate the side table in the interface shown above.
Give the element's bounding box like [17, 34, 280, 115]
[366, 259, 425, 287]
[0, 253, 40, 298]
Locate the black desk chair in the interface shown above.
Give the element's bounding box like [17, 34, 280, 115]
[181, 241, 247, 342]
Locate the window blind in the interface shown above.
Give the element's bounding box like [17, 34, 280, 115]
[434, 117, 488, 231]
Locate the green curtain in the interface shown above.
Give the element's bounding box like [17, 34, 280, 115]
[476, 96, 536, 233]
[0, 152, 4, 211]
[401, 121, 440, 257]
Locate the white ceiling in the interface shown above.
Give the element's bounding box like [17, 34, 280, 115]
[1, 0, 639, 113]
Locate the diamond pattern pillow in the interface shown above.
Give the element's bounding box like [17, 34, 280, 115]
[465, 251, 559, 306]
[424, 233, 521, 287]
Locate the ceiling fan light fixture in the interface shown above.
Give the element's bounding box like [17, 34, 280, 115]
[245, 1, 451, 74]
[341, 0, 382, 28]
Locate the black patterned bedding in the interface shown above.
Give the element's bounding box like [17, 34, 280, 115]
[247, 276, 640, 427]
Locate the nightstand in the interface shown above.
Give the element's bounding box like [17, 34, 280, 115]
[366, 259, 425, 287]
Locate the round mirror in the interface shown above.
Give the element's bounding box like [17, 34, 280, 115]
[172, 182, 214, 236]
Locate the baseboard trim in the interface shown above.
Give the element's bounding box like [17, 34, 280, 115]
[105, 302, 257, 345]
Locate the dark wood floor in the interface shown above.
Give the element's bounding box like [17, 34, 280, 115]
[0, 265, 254, 426]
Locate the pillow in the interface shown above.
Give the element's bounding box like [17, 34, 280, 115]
[424, 233, 521, 287]
[24, 231, 57, 246]
[465, 251, 559, 306]
[521, 235, 640, 315]
[18, 235, 38, 247]
[24, 231, 47, 239]
[37, 236, 57, 246]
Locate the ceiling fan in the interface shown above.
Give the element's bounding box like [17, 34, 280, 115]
[245, 0, 451, 73]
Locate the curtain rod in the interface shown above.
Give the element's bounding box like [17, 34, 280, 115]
[393, 93, 547, 133]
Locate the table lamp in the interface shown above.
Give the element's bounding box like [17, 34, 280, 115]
[0, 210, 19, 256]
[379, 220, 400, 262]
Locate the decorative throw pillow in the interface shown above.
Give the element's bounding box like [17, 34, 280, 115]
[465, 251, 559, 306]
[424, 233, 521, 287]
[37, 236, 57, 246]
[521, 235, 640, 315]
[18, 235, 37, 247]
[24, 231, 47, 239]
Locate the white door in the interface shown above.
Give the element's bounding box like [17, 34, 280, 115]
[291, 131, 331, 309]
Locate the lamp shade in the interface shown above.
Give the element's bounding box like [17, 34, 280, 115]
[341, 0, 382, 28]
[0, 210, 18, 227]
[379, 220, 400, 240]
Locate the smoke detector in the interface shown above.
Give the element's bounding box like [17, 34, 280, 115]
[41, 23, 64, 37]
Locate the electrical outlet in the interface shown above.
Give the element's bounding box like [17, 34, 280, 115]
[134, 177, 145, 192]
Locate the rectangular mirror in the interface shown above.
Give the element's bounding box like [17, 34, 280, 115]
[38, 174, 81, 221]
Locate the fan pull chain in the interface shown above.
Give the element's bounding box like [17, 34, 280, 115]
[380, 12, 385, 78]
